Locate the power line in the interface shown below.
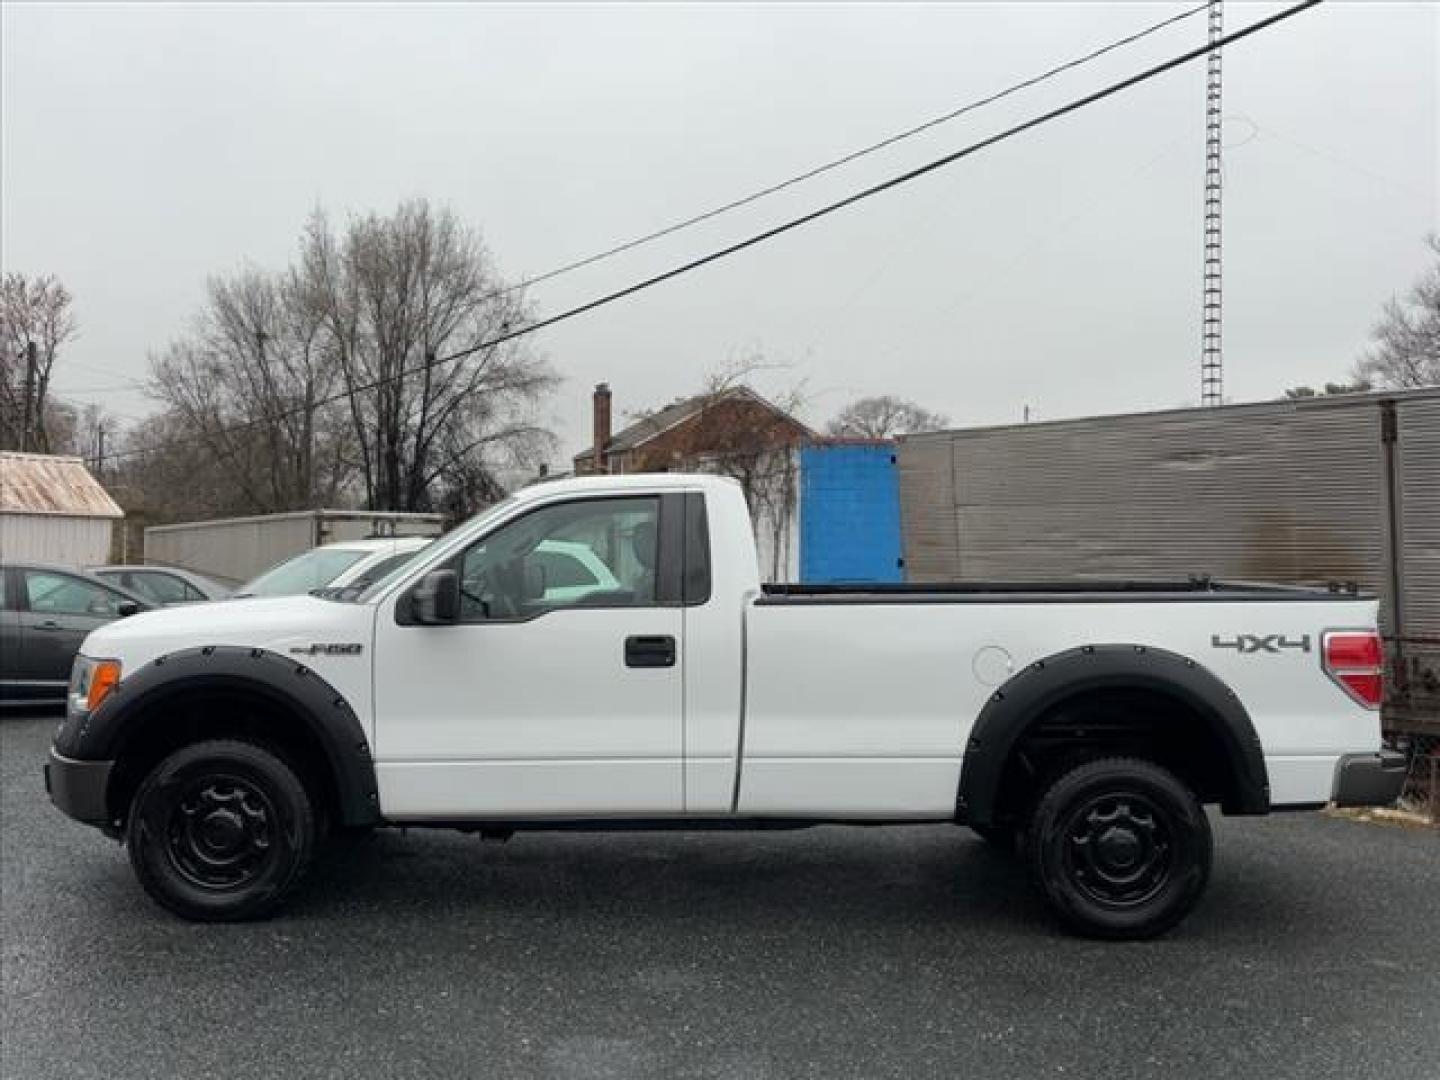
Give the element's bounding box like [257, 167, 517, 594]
[481, 2, 1210, 303]
[105, 0, 1323, 466]
[435, 0, 1321, 366]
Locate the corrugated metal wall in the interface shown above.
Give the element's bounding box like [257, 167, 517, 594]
[1397, 397, 1440, 639]
[0, 514, 114, 568]
[1396, 396, 1440, 722]
[799, 444, 903, 583]
[896, 437, 959, 576]
[900, 397, 1391, 590]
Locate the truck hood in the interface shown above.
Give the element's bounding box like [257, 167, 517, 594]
[82, 595, 377, 673]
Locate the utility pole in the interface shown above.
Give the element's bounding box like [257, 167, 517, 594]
[1200, 0, 1224, 407]
[20, 341, 37, 451]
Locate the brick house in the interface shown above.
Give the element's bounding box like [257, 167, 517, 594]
[573, 383, 814, 476]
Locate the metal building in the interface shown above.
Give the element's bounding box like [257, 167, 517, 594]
[896, 388, 1440, 727]
[0, 452, 125, 568]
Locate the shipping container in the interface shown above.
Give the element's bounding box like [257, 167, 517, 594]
[143, 510, 446, 587]
[896, 388, 1440, 730]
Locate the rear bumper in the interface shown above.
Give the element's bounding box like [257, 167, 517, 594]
[1331, 750, 1408, 808]
[44, 749, 113, 827]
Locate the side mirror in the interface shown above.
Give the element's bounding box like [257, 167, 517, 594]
[117, 601, 141, 618]
[412, 569, 460, 625]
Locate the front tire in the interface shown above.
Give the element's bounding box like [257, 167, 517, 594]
[1025, 757, 1211, 940]
[126, 739, 316, 922]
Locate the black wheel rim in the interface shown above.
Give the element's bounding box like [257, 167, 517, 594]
[1061, 790, 1174, 909]
[164, 772, 278, 891]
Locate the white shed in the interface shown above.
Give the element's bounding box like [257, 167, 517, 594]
[0, 452, 124, 568]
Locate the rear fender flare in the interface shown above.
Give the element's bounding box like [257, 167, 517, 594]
[956, 644, 1269, 825]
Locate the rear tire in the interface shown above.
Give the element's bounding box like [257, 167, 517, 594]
[1025, 757, 1211, 940]
[126, 739, 316, 922]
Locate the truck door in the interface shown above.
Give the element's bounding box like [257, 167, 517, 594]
[371, 493, 686, 818]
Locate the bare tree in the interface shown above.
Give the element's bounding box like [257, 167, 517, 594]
[109, 412, 240, 521]
[148, 266, 353, 513]
[1354, 235, 1440, 389]
[0, 273, 78, 451]
[826, 394, 948, 439]
[298, 200, 557, 513]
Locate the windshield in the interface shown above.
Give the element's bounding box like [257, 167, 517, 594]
[236, 548, 370, 598]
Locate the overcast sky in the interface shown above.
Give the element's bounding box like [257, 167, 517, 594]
[3, 1, 1436, 466]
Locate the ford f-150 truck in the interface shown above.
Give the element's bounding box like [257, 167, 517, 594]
[46, 474, 1406, 938]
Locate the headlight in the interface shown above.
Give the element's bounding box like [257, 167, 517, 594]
[68, 656, 122, 716]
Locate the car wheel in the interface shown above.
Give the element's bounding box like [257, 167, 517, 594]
[1025, 757, 1211, 940]
[126, 739, 316, 922]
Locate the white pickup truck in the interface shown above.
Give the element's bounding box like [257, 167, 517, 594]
[47, 474, 1405, 938]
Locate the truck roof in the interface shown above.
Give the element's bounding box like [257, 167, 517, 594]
[516, 472, 739, 503]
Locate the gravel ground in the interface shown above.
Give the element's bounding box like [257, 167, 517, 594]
[3, 713, 1437, 1080]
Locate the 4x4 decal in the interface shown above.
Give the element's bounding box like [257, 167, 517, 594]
[1211, 634, 1311, 655]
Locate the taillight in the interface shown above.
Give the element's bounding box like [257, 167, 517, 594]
[1322, 630, 1383, 709]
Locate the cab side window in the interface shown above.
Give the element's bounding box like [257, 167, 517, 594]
[456, 497, 659, 621]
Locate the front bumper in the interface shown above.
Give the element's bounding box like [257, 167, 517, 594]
[1331, 750, 1408, 808]
[44, 748, 114, 827]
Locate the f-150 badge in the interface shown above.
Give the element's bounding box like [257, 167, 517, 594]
[289, 643, 364, 656]
[1211, 634, 1311, 654]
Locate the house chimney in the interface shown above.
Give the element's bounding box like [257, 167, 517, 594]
[592, 383, 612, 473]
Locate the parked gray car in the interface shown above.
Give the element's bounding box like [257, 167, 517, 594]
[89, 564, 231, 605]
[0, 563, 152, 709]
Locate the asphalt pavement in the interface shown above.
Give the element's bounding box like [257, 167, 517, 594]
[3, 713, 1437, 1080]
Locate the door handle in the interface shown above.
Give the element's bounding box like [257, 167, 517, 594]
[625, 635, 676, 668]
[33, 620, 63, 631]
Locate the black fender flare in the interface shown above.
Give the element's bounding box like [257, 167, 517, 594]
[956, 644, 1270, 825]
[55, 645, 381, 827]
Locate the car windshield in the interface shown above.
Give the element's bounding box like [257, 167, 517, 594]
[236, 548, 370, 598]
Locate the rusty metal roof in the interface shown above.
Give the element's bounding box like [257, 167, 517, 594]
[0, 452, 124, 518]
